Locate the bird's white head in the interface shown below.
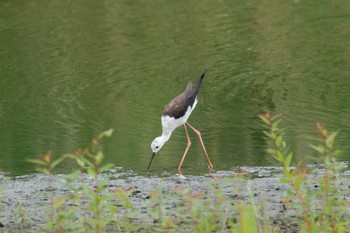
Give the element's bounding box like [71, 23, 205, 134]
[147, 134, 171, 172]
[151, 136, 166, 154]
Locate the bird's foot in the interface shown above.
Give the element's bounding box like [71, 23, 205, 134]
[177, 173, 186, 180]
[208, 165, 214, 174]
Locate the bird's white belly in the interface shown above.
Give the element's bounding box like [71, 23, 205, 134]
[162, 99, 198, 132]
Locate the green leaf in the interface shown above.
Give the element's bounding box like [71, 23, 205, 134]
[98, 129, 114, 139]
[51, 156, 65, 169]
[76, 158, 86, 168]
[267, 148, 276, 155]
[325, 131, 337, 148]
[271, 124, 279, 132]
[35, 168, 50, 174]
[26, 159, 46, 166]
[81, 185, 95, 200]
[272, 119, 282, 127]
[334, 149, 342, 156]
[281, 141, 287, 149]
[239, 204, 258, 233]
[263, 130, 272, 138]
[99, 195, 110, 204]
[87, 167, 97, 177]
[324, 155, 330, 164]
[285, 153, 293, 167]
[271, 114, 282, 121]
[95, 151, 104, 165]
[63, 153, 78, 159]
[277, 151, 284, 162]
[116, 189, 131, 201]
[310, 144, 326, 154]
[283, 167, 291, 177]
[259, 115, 270, 125]
[81, 157, 94, 168]
[276, 136, 283, 147]
[294, 175, 303, 190]
[65, 170, 80, 182]
[101, 163, 115, 172]
[280, 177, 292, 183]
[271, 132, 276, 140]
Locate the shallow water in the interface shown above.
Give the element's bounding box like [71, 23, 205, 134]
[1, 0, 350, 176]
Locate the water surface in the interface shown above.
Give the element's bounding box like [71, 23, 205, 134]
[1, 0, 350, 176]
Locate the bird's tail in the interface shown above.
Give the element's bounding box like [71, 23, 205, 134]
[195, 68, 207, 87]
[185, 69, 208, 101]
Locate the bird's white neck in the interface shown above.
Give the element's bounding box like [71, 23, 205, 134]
[160, 129, 172, 143]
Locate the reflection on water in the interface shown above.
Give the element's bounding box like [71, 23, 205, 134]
[0, 0, 350, 176]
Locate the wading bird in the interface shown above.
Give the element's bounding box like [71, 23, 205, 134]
[147, 70, 213, 175]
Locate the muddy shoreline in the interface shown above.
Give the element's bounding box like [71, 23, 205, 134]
[1, 165, 349, 232]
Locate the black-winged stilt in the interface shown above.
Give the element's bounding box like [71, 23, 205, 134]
[147, 70, 213, 175]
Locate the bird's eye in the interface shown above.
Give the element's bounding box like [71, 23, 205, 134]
[156, 146, 159, 149]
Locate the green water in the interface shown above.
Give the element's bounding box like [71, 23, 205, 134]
[1, 0, 350, 176]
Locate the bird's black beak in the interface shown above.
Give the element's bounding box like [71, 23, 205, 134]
[147, 152, 156, 172]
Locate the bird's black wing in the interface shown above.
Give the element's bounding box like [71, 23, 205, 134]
[162, 70, 207, 119]
[162, 91, 188, 119]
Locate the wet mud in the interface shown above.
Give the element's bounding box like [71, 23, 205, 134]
[0, 165, 349, 232]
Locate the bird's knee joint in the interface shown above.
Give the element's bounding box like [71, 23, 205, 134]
[187, 141, 192, 146]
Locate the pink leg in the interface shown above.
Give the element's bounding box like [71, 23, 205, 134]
[178, 124, 191, 174]
[186, 123, 213, 173]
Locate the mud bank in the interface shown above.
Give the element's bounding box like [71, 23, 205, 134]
[0, 166, 349, 233]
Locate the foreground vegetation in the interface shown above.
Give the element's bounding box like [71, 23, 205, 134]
[1, 113, 349, 233]
[259, 113, 349, 233]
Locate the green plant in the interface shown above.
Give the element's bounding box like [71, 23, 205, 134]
[260, 112, 350, 233]
[27, 151, 65, 231]
[0, 176, 4, 228]
[13, 201, 34, 230]
[28, 129, 128, 233]
[63, 129, 116, 233]
[22, 116, 349, 233]
[150, 176, 273, 233]
[307, 123, 347, 233]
